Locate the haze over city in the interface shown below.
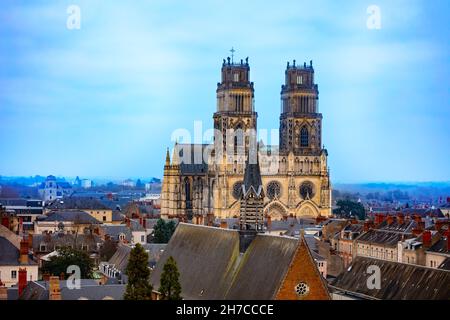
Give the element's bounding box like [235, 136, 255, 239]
[1, 0, 449, 182]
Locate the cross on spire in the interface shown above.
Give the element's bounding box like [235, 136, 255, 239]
[230, 47, 235, 63]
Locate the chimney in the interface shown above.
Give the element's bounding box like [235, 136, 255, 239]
[0, 286, 7, 300]
[18, 268, 27, 297]
[387, 215, 394, 225]
[1, 216, 9, 228]
[28, 233, 33, 248]
[125, 217, 131, 228]
[267, 216, 272, 230]
[375, 214, 385, 225]
[143, 218, 147, 229]
[49, 276, 61, 300]
[19, 238, 29, 264]
[364, 220, 374, 232]
[397, 213, 404, 225]
[220, 220, 227, 229]
[435, 220, 443, 232]
[422, 230, 432, 247]
[350, 218, 358, 225]
[59, 272, 65, 280]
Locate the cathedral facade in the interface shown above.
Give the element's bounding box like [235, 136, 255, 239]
[161, 57, 331, 223]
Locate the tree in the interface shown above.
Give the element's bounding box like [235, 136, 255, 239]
[333, 200, 366, 220]
[153, 219, 176, 243]
[41, 247, 94, 279]
[124, 243, 153, 300]
[159, 256, 182, 300]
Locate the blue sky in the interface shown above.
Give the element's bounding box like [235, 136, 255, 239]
[0, 0, 449, 182]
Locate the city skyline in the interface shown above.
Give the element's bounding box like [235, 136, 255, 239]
[1, 0, 449, 182]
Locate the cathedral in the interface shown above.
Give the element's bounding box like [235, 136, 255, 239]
[161, 56, 332, 223]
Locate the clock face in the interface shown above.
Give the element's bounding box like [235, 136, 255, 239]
[232, 181, 243, 200]
[295, 282, 310, 296]
[266, 181, 281, 200]
[299, 181, 315, 200]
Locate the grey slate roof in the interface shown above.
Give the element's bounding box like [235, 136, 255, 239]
[107, 243, 167, 272]
[19, 279, 126, 300]
[100, 224, 132, 242]
[108, 244, 132, 272]
[41, 210, 100, 224]
[32, 233, 102, 253]
[150, 223, 321, 300]
[439, 257, 450, 270]
[331, 257, 450, 300]
[111, 211, 124, 221]
[0, 236, 37, 266]
[356, 229, 414, 246]
[0, 236, 20, 265]
[225, 234, 298, 299]
[150, 224, 241, 300]
[427, 237, 449, 255]
[46, 197, 110, 210]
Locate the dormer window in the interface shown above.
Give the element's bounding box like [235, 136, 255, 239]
[233, 73, 239, 82]
[297, 75, 303, 84]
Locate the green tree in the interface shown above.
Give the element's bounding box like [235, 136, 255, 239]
[153, 219, 176, 243]
[333, 200, 366, 220]
[124, 243, 153, 300]
[159, 256, 182, 300]
[41, 247, 94, 279]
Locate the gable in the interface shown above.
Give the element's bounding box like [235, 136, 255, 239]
[275, 236, 331, 300]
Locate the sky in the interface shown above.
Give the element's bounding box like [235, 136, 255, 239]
[0, 0, 449, 182]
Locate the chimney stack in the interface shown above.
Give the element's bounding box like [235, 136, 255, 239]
[0, 286, 7, 300]
[387, 215, 394, 225]
[125, 217, 131, 228]
[422, 230, 432, 247]
[397, 213, 404, 225]
[49, 276, 61, 300]
[18, 268, 27, 297]
[363, 220, 374, 232]
[267, 216, 272, 230]
[19, 238, 29, 264]
[375, 214, 385, 225]
[1, 217, 9, 229]
[220, 220, 227, 229]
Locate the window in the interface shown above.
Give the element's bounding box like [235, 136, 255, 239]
[300, 126, 309, 147]
[295, 282, 310, 297]
[11, 270, 17, 279]
[296, 75, 303, 84]
[233, 73, 239, 82]
[40, 244, 47, 252]
[102, 216, 107, 222]
[141, 235, 145, 243]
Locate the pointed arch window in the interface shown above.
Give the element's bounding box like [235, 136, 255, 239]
[300, 126, 309, 147]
